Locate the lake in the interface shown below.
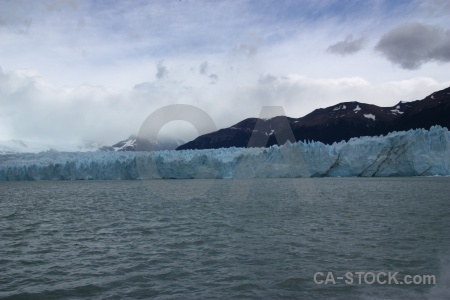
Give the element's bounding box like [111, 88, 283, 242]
[0, 177, 449, 299]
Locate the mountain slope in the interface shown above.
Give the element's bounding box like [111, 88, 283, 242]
[177, 87, 450, 150]
[100, 136, 183, 152]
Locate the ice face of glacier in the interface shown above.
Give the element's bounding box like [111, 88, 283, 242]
[0, 126, 449, 180]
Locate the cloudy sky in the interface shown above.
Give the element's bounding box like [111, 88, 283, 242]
[1, 0, 450, 147]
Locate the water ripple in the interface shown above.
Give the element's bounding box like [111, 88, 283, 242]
[0, 178, 449, 299]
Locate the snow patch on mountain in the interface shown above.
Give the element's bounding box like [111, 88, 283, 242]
[390, 109, 404, 115]
[333, 105, 346, 111]
[113, 139, 137, 151]
[364, 113, 376, 120]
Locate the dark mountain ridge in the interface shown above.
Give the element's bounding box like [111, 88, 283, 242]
[177, 87, 450, 150]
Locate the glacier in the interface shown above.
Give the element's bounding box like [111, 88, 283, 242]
[0, 126, 449, 180]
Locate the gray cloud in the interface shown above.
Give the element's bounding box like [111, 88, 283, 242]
[199, 61, 218, 83]
[42, 0, 81, 12]
[233, 44, 258, 57]
[327, 35, 366, 56]
[0, 9, 32, 33]
[209, 73, 218, 84]
[258, 74, 278, 85]
[156, 61, 168, 79]
[199, 61, 208, 74]
[375, 22, 450, 69]
[0, 0, 82, 33]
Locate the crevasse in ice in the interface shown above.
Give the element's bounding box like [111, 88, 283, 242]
[0, 126, 449, 180]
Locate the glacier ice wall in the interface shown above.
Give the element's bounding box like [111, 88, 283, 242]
[0, 126, 449, 180]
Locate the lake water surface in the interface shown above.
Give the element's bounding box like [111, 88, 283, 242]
[1, 178, 449, 299]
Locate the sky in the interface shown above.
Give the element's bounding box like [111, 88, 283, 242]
[1, 0, 450, 147]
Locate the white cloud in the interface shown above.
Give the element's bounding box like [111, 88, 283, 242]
[1, 67, 448, 146]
